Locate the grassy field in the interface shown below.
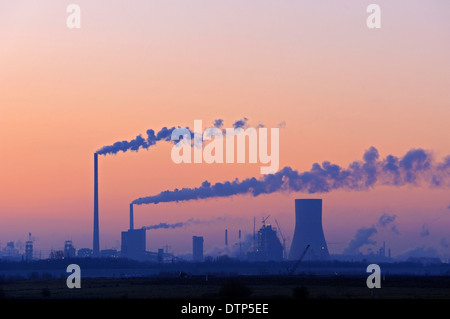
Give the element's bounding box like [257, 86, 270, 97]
[1, 275, 450, 299]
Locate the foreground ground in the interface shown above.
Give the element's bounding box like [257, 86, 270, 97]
[1, 275, 449, 299]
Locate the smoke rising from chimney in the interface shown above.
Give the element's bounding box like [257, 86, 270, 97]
[141, 217, 226, 231]
[132, 147, 450, 206]
[96, 118, 254, 156]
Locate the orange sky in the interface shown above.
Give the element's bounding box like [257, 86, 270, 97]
[1, 1, 449, 258]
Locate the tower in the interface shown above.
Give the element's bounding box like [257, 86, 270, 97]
[289, 199, 329, 260]
[225, 229, 228, 246]
[25, 233, 33, 262]
[64, 240, 76, 258]
[93, 153, 100, 257]
[121, 229, 146, 260]
[192, 236, 204, 262]
[129, 203, 134, 230]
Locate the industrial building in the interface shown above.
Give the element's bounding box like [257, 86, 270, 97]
[255, 224, 283, 261]
[289, 199, 330, 261]
[247, 219, 283, 262]
[192, 236, 204, 262]
[121, 228, 146, 260]
[64, 240, 76, 258]
[77, 248, 93, 258]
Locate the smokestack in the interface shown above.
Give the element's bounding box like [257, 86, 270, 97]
[239, 229, 242, 256]
[225, 229, 228, 246]
[289, 199, 329, 260]
[130, 204, 134, 230]
[93, 153, 100, 257]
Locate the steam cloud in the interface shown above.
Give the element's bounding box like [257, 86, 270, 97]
[132, 147, 450, 205]
[97, 118, 252, 155]
[142, 217, 225, 231]
[377, 213, 400, 235]
[96, 126, 184, 155]
[343, 213, 399, 255]
[342, 226, 378, 255]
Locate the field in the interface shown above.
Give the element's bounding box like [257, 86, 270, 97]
[1, 275, 450, 299]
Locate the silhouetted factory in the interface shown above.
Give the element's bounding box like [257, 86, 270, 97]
[121, 204, 146, 260]
[89, 151, 332, 262]
[248, 223, 283, 261]
[192, 236, 204, 262]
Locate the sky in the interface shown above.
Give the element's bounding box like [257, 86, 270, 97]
[0, 1, 449, 260]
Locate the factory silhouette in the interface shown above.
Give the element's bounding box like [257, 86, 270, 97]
[1, 151, 337, 264]
[3, 143, 448, 270]
[93, 149, 329, 263]
[0, 153, 407, 265]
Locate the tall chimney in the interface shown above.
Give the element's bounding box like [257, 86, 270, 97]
[130, 203, 134, 230]
[93, 153, 100, 257]
[225, 229, 228, 246]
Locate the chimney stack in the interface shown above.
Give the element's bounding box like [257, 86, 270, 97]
[93, 153, 100, 257]
[130, 203, 134, 230]
[225, 229, 228, 246]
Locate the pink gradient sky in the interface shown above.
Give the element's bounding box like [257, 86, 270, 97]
[1, 1, 449, 258]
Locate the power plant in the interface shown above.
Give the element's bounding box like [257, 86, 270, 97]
[87, 152, 385, 264]
[289, 199, 330, 261]
[92, 160, 330, 263]
[121, 203, 146, 260]
[91, 154, 332, 264]
[91, 146, 368, 264]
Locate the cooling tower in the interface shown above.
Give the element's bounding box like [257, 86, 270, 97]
[288, 199, 329, 260]
[93, 153, 100, 257]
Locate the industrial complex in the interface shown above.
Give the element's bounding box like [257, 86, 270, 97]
[0, 153, 413, 266]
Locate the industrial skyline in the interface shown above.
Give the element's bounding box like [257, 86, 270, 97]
[1, 1, 450, 264]
[0, 196, 438, 265]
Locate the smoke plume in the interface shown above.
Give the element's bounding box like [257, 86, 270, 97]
[132, 147, 450, 205]
[141, 217, 225, 230]
[377, 213, 400, 235]
[97, 118, 250, 155]
[342, 226, 377, 255]
[96, 126, 185, 155]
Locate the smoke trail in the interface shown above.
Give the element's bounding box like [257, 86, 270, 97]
[143, 221, 184, 230]
[342, 226, 377, 255]
[96, 126, 184, 155]
[97, 118, 249, 155]
[377, 213, 397, 227]
[132, 147, 450, 205]
[377, 213, 400, 235]
[233, 117, 248, 129]
[214, 119, 224, 128]
[141, 217, 226, 230]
